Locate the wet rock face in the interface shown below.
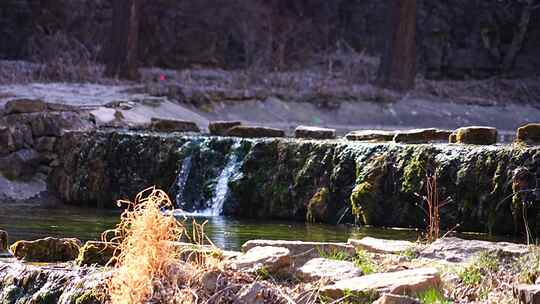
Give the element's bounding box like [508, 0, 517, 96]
[0, 261, 106, 304]
[10, 237, 82, 262]
[393, 128, 451, 144]
[52, 131, 540, 235]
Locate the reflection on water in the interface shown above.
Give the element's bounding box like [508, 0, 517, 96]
[0, 204, 516, 251]
[0, 204, 422, 250]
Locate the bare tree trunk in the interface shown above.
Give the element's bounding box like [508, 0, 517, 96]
[377, 0, 417, 91]
[105, 0, 141, 80]
[502, 0, 533, 72]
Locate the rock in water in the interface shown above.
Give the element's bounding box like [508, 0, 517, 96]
[227, 126, 285, 138]
[10, 237, 82, 262]
[348, 237, 416, 254]
[150, 117, 200, 132]
[517, 123, 540, 144]
[321, 268, 441, 300]
[455, 126, 497, 145]
[294, 126, 336, 139]
[209, 121, 242, 136]
[297, 258, 362, 282]
[76, 241, 116, 266]
[231, 246, 291, 275]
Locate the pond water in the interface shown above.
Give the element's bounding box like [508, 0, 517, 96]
[0, 204, 516, 251]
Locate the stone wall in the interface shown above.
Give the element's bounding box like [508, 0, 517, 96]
[50, 130, 540, 236]
[1, 0, 539, 78]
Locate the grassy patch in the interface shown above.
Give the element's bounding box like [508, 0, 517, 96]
[417, 288, 451, 304]
[353, 249, 378, 275]
[459, 251, 499, 287]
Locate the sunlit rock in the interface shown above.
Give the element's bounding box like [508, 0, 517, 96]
[10, 237, 81, 262]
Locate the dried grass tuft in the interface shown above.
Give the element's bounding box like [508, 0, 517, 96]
[103, 187, 186, 304]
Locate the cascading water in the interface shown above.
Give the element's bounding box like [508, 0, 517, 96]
[173, 156, 193, 210]
[174, 141, 243, 217]
[203, 141, 243, 216]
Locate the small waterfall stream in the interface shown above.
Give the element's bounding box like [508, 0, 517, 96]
[174, 141, 243, 217]
[173, 156, 193, 210]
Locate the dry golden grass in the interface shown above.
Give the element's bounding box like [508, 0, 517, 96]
[103, 187, 187, 304]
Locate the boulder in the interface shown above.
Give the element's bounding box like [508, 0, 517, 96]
[321, 268, 441, 300]
[209, 121, 242, 136]
[345, 130, 396, 142]
[227, 126, 285, 138]
[348, 237, 416, 254]
[150, 117, 200, 132]
[373, 294, 421, 304]
[517, 124, 540, 144]
[514, 284, 540, 304]
[35, 137, 57, 152]
[393, 129, 452, 144]
[5, 99, 46, 114]
[455, 126, 497, 145]
[231, 246, 291, 275]
[10, 237, 82, 262]
[0, 149, 41, 180]
[76, 241, 116, 266]
[419, 237, 528, 263]
[297, 258, 362, 282]
[294, 126, 336, 140]
[241, 240, 355, 267]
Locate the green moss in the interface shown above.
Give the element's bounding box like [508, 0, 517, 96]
[350, 182, 376, 224]
[306, 187, 329, 222]
[401, 148, 431, 193]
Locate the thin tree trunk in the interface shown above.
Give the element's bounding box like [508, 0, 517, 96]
[105, 0, 141, 80]
[377, 0, 417, 91]
[502, 0, 533, 72]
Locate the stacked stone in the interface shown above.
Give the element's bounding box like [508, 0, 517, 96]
[0, 99, 91, 181]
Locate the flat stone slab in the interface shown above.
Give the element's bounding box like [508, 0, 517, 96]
[209, 121, 242, 136]
[227, 126, 285, 138]
[297, 258, 362, 282]
[348, 237, 416, 254]
[393, 128, 452, 144]
[321, 268, 441, 300]
[5, 99, 46, 114]
[231, 246, 291, 274]
[419, 237, 528, 263]
[242, 240, 355, 267]
[345, 130, 396, 142]
[294, 126, 336, 139]
[150, 117, 200, 132]
[514, 284, 540, 304]
[517, 123, 540, 144]
[455, 126, 497, 145]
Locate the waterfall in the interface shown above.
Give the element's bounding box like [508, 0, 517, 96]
[173, 156, 193, 210]
[175, 141, 242, 217]
[205, 141, 242, 216]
